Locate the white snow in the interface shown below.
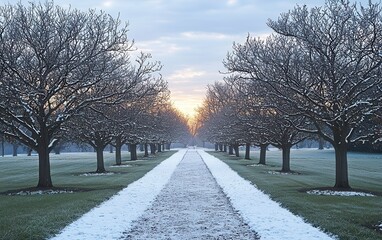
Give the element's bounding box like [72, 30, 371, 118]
[51, 149, 337, 240]
[109, 164, 132, 168]
[198, 149, 335, 240]
[267, 170, 300, 175]
[123, 149, 258, 239]
[248, 163, 266, 167]
[50, 149, 186, 240]
[8, 189, 74, 196]
[79, 172, 115, 176]
[306, 190, 375, 197]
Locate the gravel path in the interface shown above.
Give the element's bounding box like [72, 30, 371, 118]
[123, 150, 259, 239]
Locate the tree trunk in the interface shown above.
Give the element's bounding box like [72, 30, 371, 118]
[333, 143, 350, 188]
[37, 134, 53, 188]
[157, 143, 162, 152]
[219, 144, 223, 151]
[318, 138, 325, 150]
[109, 144, 113, 153]
[228, 145, 234, 155]
[166, 143, 171, 150]
[215, 143, 219, 151]
[54, 145, 60, 154]
[115, 136, 122, 165]
[258, 144, 268, 165]
[245, 142, 251, 160]
[130, 143, 137, 160]
[1, 135, 4, 157]
[27, 148, 32, 156]
[281, 145, 291, 172]
[223, 145, 227, 152]
[115, 145, 122, 166]
[150, 143, 156, 154]
[95, 146, 106, 173]
[234, 144, 240, 157]
[12, 144, 18, 156]
[144, 143, 149, 157]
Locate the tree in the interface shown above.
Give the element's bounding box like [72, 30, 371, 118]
[156, 105, 191, 149]
[267, 0, 382, 188]
[109, 52, 167, 163]
[0, 2, 133, 187]
[196, 81, 253, 158]
[223, 77, 271, 163]
[195, 82, 236, 151]
[225, 0, 382, 188]
[223, 74, 308, 170]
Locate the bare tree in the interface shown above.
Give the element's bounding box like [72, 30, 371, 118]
[224, 0, 382, 188]
[110, 53, 167, 163]
[70, 106, 114, 173]
[0, 2, 133, 187]
[266, 0, 382, 188]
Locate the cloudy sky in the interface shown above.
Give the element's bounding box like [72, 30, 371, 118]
[4, 0, 369, 118]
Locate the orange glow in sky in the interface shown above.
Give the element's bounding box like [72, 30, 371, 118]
[171, 95, 202, 120]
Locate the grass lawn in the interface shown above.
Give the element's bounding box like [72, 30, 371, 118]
[208, 148, 382, 240]
[0, 150, 176, 240]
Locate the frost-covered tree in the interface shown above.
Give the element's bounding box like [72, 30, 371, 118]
[267, 0, 382, 188]
[0, 2, 133, 187]
[224, 74, 308, 170]
[109, 53, 167, 163]
[225, 0, 382, 188]
[196, 82, 234, 149]
[156, 105, 191, 149]
[70, 105, 115, 173]
[196, 82, 253, 157]
[69, 52, 167, 167]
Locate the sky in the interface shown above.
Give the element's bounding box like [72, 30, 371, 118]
[3, 0, 370, 118]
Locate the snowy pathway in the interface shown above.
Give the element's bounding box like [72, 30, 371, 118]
[123, 149, 258, 239]
[51, 150, 187, 240]
[198, 150, 335, 240]
[51, 149, 335, 240]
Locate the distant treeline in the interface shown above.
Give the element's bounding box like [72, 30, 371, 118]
[349, 142, 382, 153]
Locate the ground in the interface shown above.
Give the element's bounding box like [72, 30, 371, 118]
[51, 149, 338, 239]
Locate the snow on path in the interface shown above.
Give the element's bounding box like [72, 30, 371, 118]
[50, 149, 336, 240]
[50, 149, 187, 240]
[123, 149, 258, 239]
[198, 150, 335, 240]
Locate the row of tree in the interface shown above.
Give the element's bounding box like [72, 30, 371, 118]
[196, 0, 382, 189]
[0, 2, 191, 188]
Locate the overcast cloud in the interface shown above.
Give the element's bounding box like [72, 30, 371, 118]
[4, 0, 370, 117]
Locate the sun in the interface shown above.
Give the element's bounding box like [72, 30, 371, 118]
[171, 97, 202, 120]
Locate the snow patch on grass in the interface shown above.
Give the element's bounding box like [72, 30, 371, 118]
[267, 170, 300, 175]
[306, 190, 375, 197]
[248, 164, 266, 167]
[80, 172, 115, 176]
[8, 190, 74, 196]
[110, 164, 132, 168]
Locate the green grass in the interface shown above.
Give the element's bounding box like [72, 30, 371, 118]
[0, 150, 176, 240]
[209, 149, 382, 240]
